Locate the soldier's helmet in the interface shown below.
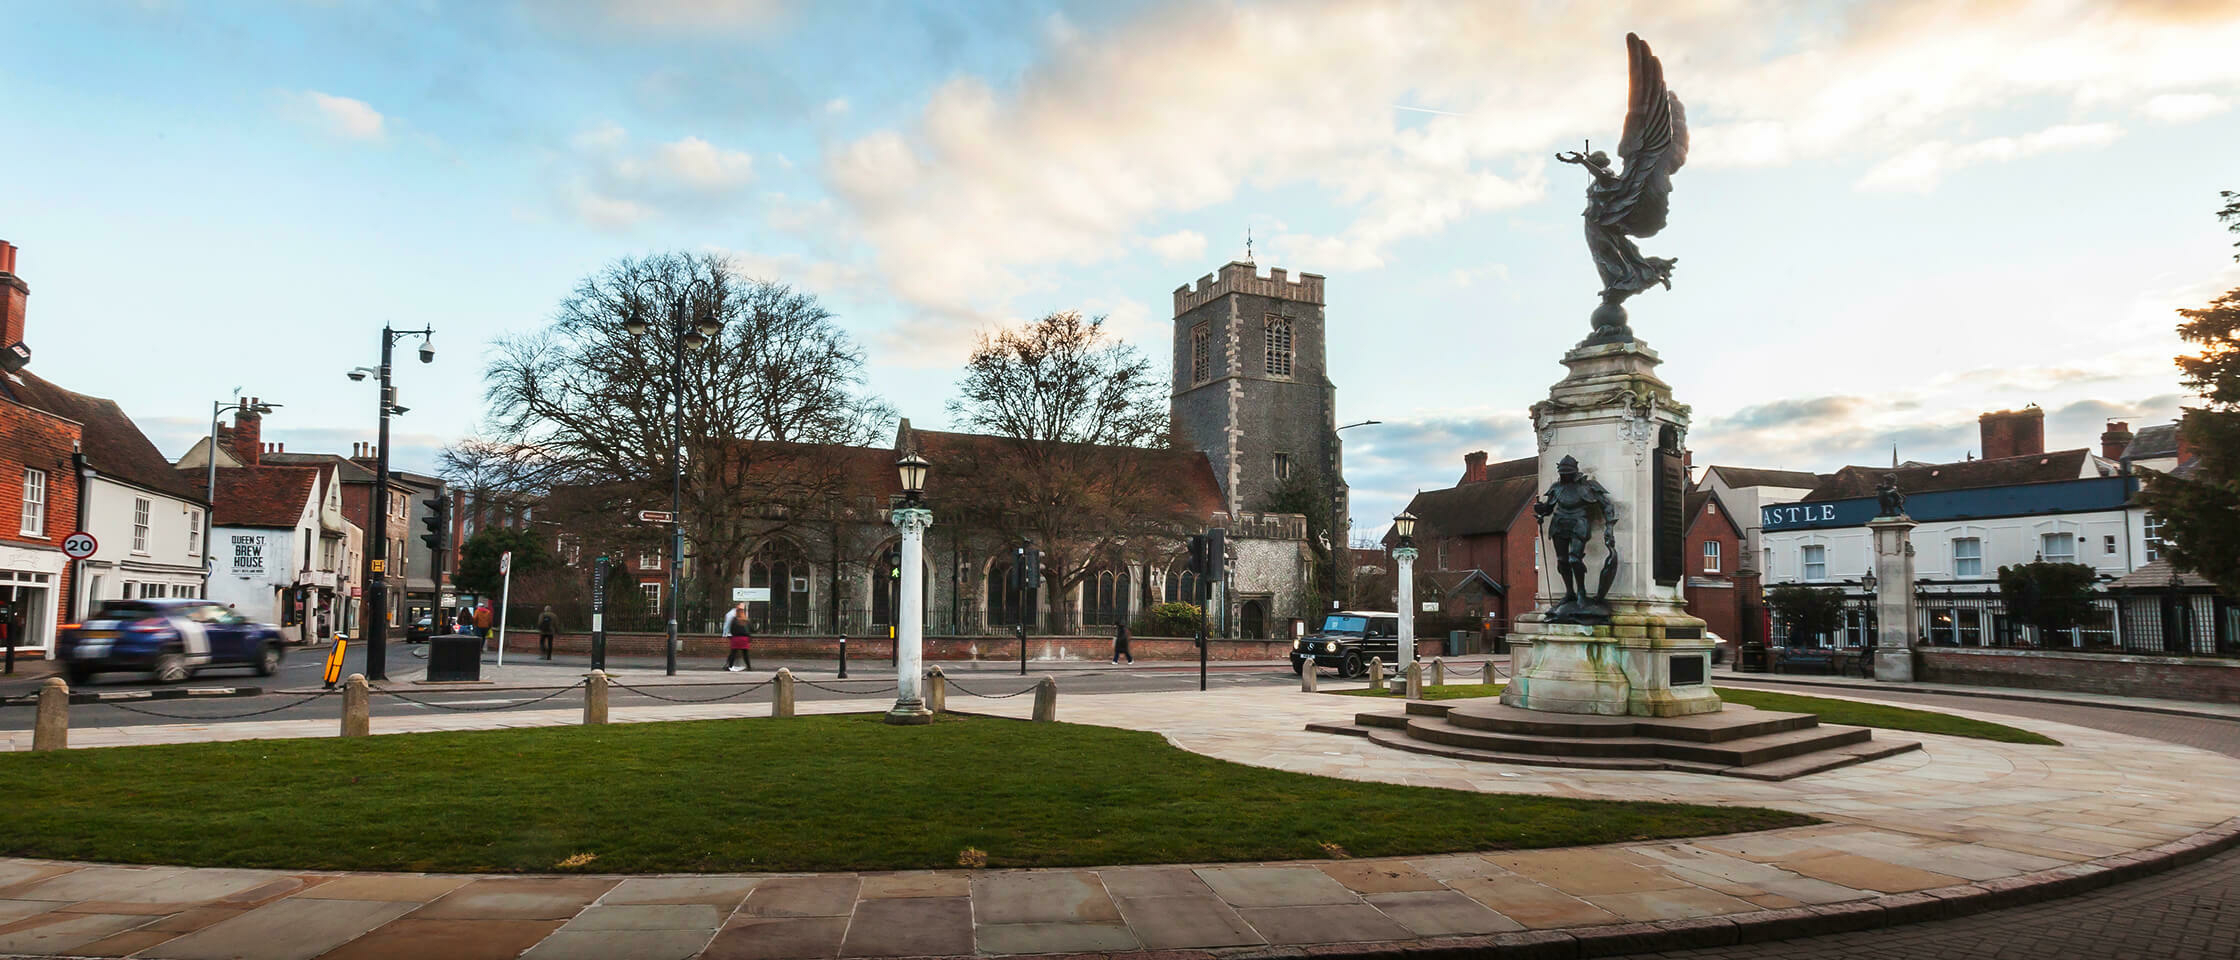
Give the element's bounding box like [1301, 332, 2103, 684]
[1557, 455, 1580, 477]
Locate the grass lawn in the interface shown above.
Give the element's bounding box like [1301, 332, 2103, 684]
[0, 714, 1813, 874]
[1330, 684, 2058, 745]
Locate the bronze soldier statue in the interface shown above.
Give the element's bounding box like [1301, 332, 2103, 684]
[1875, 474, 1906, 518]
[1536, 455, 1618, 622]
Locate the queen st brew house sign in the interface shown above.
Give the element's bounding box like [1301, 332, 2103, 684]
[230, 533, 269, 578]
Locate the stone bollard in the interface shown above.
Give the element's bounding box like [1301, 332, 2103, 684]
[1405, 662, 1424, 700]
[773, 668, 796, 718]
[927, 666, 947, 714]
[1368, 657, 1384, 687]
[584, 670, 609, 725]
[341, 674, 370, 737]
[1299, 662, 1318, 693]
[33, 677, 68, 751]
[1431, 657, 1446, 687]
[1032, 676, 1057, 722]
[1485, 661, 1498, 684]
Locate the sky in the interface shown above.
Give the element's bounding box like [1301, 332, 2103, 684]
[6, 0, 2240, 543]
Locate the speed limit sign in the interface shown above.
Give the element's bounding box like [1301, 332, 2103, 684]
[62, 532, 99, 559]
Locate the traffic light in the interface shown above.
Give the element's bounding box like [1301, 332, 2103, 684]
[1206, 527, 1226, 572]
[419, 494, 450, 564]
[1017, 545, 1041, 591]
[1187, 534, 1209, 575]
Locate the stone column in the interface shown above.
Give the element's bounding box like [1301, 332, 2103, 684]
[1299, 662, 1318, 692]
[927, 666, 947, 713]
[1868, 516, 1920, 682]
[1404, 661, 1423, 699]
[773, 667, 796, 717]
[32, 678, 67, 751]
[885, 506, 934, 725]
[1393, 546, 1418, 671]
[584, 670, 609, 725]
[1431, 657, 1445, 686]
[341, 674, 370, 737]
[1032, 676, 1057, 722]
[1368, 657, 1384, 687]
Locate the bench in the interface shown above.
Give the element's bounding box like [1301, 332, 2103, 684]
[1774, 647, 1837, 675]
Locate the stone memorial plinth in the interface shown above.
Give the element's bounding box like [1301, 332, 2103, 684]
[1870, 516, 1919, 682]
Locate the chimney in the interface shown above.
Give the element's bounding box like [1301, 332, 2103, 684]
[0, 240, 27, 350]
[2177, 420, 2195, 466]
[231, 398, 263, 466]
[1978, 406, 2045, 461]
[1462, 451, 1488, 483]
[2100, 421, 2133, 460]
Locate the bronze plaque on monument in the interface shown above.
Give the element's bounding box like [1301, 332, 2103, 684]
[1653, 446, 1685, 585]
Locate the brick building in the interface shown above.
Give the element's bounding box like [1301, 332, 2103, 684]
[1382, 452, 1540, 637]
[1681, 488, 1746, 644]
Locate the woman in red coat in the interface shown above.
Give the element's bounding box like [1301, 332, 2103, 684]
[723, 601, 753, 672]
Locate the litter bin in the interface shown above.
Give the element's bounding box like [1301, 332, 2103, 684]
[426, 633, 485, 683]
[1446, 630, 1468, 657]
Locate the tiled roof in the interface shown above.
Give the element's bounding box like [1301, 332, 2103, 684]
[1426, 568, 1505, 596]
[262, 451, 376, 483]
[901, 426, 1227, 518]
[1686, 488, 1743, 538]
[2108, 558, 2217, 591]
[198, 466, 318, 528]
[1, 370, 207, 502]
[1804, 449, 2106, 500]
[1702, 465, 1827, 490]
[2124, 423, 2181, 460]
[1401, 474, 1537, 538]
[1480, 456, 1537, 482]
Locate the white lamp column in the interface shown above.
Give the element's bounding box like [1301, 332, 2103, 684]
[886, 454, 934, 725]
[1393, 512, 1419, 671]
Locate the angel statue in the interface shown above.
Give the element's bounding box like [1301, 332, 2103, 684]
[1557, 33, 1689, 344]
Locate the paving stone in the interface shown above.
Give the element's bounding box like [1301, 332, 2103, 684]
[970, 870, 1121, 924]
[975, 920, 1140, 954]
[520, 927, 713, 960]
[293, 874, 472, 902]
[138, 898, 419, 960]
[311, 918, 565, 960]
[857, 871, 969, 899]
[1194, 865, 1359, 908]
[1319, 860, 1447, 894]
[140, 905, 248, 933]
[0, 863, 77, 895]
[413, 877, 619, 920]
[597, 876, 761, 906]
[840, 896, 972, 957]
[1234, 902, 1414, 944]
[0, 912, 157, 956]
[0, 900, 67, 925]
[4, 866, 188, 902]
[217, 876, 319, 905]
[560, 903, 728, 931]
[70, 926, 186, 957]
[102, 869, 284, 904]
[1364, 889, 1523, 936]
[1440, 874, 1622, 929]
[1111, 894, 1265, 949]
[1096, 867, 1214, 900]
[740, 876, 862, 918]
[1777, 854, 1963, 894]
[1583, 884, 1762, 922]
[701, 916, 849, 960]
[1489, 848, 1696, 896]
[51, 899, 203, 916]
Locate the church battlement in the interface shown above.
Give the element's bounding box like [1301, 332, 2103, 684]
[1173, 261, 1325, 316]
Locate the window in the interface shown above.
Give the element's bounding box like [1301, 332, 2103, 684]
[2104, 534, 2118, 556]
[1801, 544, 1826, 581]
[1190, 323, 1210, 385]
[747, 549, 811, 628]
[639, 582, 661, 609]
[640, 551, 662, 571]
[2143, 513, 2165, 562]
[187, 510, 201, 556]
[2040, 532, 2076, 564]
[390, 492, 407, 518]
[19, 468, 46, 536]
[1085, 566, 1130, 626]
[1763, 547, 1773, 575]
[1952, 537, 1983, 578]
[1263, 316, 1293, 377]
[1702, 540, 1721, 573]
[132, 497, 151, 553]
[1273, 453, 1291, 480]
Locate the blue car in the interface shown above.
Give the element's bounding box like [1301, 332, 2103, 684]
[60, 599, 286, 685]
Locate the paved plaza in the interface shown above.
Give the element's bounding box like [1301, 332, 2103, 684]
[1, 684, 2236, 958]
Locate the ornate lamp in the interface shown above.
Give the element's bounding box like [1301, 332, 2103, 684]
[896, 453, 929, 504]
[1861, 567, 1878, 595]
[622, 305, 650, 337]
[1393, 511, 1417, 548]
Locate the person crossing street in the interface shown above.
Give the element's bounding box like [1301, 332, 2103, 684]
[722, 602, 754, 672]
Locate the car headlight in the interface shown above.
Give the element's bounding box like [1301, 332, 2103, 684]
[1325, 641, 1338, 653]
[1291, 638, 1301, 650]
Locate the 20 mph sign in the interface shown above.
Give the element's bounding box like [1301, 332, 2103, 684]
[62, 532, 99, 559]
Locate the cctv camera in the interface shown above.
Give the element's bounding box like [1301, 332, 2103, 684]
[390, 405, 411, 416]
[346, 369, 367, 382]
[419, 342, 435, 364]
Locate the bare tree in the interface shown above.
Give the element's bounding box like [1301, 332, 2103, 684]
[480, 252, 893, 624]
[944, 311, 1201, 629]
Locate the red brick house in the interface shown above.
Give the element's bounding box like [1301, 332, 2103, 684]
[1384, 452, 1540, 637]
[1682, 488, 1747, 643]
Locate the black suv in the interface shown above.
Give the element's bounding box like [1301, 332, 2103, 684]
[1291, 611, 1402, 677]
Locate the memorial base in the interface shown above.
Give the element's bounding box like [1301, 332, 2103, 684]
[1501, 614, 1721, 717]
[1875, 647, 1915, 683]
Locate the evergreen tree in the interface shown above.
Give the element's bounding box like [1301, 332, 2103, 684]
[2137, 192, 2240, 595]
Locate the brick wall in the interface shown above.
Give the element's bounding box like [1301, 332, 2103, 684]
[1917, 647, 2240, 703]
[499, 630, 1296, 663]
[1, 402, 82, 629]
[1684, 499, 1744, 642]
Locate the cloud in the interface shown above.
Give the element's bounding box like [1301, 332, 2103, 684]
[294, 91, 385, 141]
[533, 0, 787, 33]
[557, 125, 756, 229]
[2140, 91, 2232, 123]
[1145, 230, 1207, 263]
[1856, 123, 2124, 192]
[1339, 412, 1535, 540]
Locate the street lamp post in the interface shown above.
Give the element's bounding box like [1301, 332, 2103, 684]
[886, 454, 933, 725]
[1393, 511, 1418, 674]
[205, 392, 280, 589]
[626, 277, 722, 677]
[1330, 419, 1382, 611]
[350, 327, 433, 682]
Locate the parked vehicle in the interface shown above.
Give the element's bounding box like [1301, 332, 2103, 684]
[1291, 610, 1403, 677]
[58, 599, 286, 685]
[406, 615, 436, 644]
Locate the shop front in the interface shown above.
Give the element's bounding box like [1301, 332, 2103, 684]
[0, 543, 68, 660]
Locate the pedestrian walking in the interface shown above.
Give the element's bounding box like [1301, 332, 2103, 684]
[474, 602, 494, 640]
[537, 605, 559, 660]
[454, 607, 474, 635]
[722, 602, 754, 671]
[1111, 621, 1134, 664]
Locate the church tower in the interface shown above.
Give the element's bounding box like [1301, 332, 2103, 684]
[1169, 261, 1346, 532]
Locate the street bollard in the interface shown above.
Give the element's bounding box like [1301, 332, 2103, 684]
[1032, 675, 1057, 722]
[927, 666, 947, 714]
[1404, 662, 1424, 700]
[837, 636, 849, 679]
[1431, 657, 1445, 687]
[341, 674, 370, 737]
[584, 670, 609, 725]
[773, 668, 796, 717]
[32, 677, 67, 751]
[1368, 657, 1384, 687]
[1485, 661, 1497, 684]
[1299, 662, 1317, 693]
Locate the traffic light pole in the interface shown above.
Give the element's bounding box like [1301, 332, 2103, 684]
[365, 331, 395, 682]
[1016, 542, 1028, 676]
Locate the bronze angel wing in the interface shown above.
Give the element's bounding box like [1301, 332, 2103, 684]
[1603, 32, 1688, 239]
